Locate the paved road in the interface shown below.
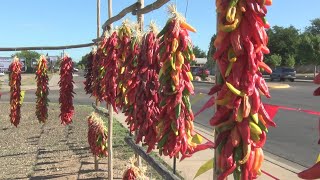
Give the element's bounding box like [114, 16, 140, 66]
[191, 81, 320, 168]
[1, 74, 319, 168]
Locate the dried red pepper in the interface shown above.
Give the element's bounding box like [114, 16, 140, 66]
[84, 51, 94, 95]
[8, 57, 22, 127]
[35, 55, 49, 123]
[99, 32, 119, 112]
[157, 5, 198, 159]
[59, 56, 75, 125]
[116, 21, 133, 109]
[199, 0, 275, 178]
[129, 25, 161, 153]
[87, 112, 108, 157]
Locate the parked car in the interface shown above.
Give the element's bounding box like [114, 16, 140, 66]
[0, 72, 4, 76]
[73, 68, 79, 72]
[270, 67, 296, 82]
[192, 67, 210, 78]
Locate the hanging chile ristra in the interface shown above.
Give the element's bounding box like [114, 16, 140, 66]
[87, 112, 108, 157]
[131, 22, 161, 153]
[122, 25, 142, 133]
[100, 31, 119, 112]
[116, 21, 133, 109]
[84, 50, 95, 95]
[59, 55, 75, 125]
[35, 55, 49, 123]
[203, 0, 275, 179]
[156, 5, 198, 159]
[297, 74, 320, 179]
[8, 57, 22, 127]
[94, 37, 108, 102]
[122, 157, 148, 180]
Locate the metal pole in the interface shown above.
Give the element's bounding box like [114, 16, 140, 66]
[107, 0, 113, 180]
[213, 9, 220, 180]
[134, 0, 144, 168]
[173, 157, 176, 174]
[94, 0, 101, 171]
[97, 0, 101, 38]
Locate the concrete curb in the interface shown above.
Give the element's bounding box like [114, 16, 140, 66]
[193, 80, 291, 89]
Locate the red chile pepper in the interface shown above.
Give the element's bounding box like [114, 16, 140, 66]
[232, 97, 242, 120]
[243, 38, 258, 74]
[218, 161, 237, 180]
[314, 87, 320, 96]
[298, 161, 320, 180]
[230, 28, 244, 56]
[251, 87, 261, 114]
[256, 73, 271, 98]
[252, 131, 266, 148]
[210, 106, 232, 126]
[259, 103, 276, 127]
[213, 130, 232, 149]
[237, 118, 251, 144]
[208, 84, 223, 95]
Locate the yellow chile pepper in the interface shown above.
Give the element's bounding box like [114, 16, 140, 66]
[171, 38, 179, 53]
[170, 54, 176, 71]
[187, 71, 193, 81]
[180, 21, 197, 33]
[226, 6, 237, 23]
[226, 82, 245, 96]
[175, 51, 184, 70]
[317, 153, 320, 163]
[249, 120, 262, 135]
[251, 113, 259, 124]
[219, 8, 242, 32]
[239, 143, 251, 164]
[236, 107, 243, 122]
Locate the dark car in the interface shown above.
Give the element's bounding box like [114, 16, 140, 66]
[270, 67, 296, 82]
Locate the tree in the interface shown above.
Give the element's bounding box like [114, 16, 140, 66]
[297, 33, 320, 65]
[266, 26, 300, 66]
[78, 53, 90, 66]
[12, 50, 41, 73]
[265, 54, 282, 68]
[206, 34, 216, 74]
[193, 45, 206, 58]
[305, 18, 320, 35]
[285, 54, 296, 68]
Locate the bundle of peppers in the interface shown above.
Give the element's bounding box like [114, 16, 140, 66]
[92, 41, 104, 101]
[209, 0, 275, 179]
[8, 57, 22, 127]
[87, 112, 108, 157]
[132, 24, 161, 153]
[122, 27, 142, 132]
[297, 74, 320, 179]
[100, 31, 119, 112]
[116, 21, 133, 109]
[156, 5, 198, 159]
[122, 156, 147, 180]
[35, 55, 49, 123]
[84, 51, 95, 95]
[59, 56, 75, 125]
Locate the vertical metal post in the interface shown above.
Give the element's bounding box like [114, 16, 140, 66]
[107, 0, 113, 180]
[213, 9, 221, 179]
[173, 157, 177, 174]
[97, 0, 101, 38]
[94, 0, 101, 171]
[134, 0, 144, 168]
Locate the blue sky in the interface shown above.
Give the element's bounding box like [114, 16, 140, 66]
[0, 0, 319, 62]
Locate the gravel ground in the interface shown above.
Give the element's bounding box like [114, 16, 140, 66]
[0, 103, 161, 179]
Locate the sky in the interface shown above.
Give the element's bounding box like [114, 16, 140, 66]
[0, 0, 319, 62]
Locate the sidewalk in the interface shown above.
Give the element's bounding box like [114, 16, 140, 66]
[114, 112, 304, 180]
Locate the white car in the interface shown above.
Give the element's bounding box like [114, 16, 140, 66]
[0, 72, 4, 76]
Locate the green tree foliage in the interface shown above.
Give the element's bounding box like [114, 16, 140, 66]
[285, 54, 296, 68]
[193, 45, 206, 58]
[265, 54, 281, 67]
[305, 18, 320, 35]
[206, 34, 216, 74]
[78, 53, 90, 66]
[12, 50, 41, 73]
[266, 25, 300, 66]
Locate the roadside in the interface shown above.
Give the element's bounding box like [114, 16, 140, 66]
[114, 111, 303, 180]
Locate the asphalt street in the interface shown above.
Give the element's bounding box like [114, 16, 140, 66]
[192, 81, 320, 168]
[1, 74, 319, 168]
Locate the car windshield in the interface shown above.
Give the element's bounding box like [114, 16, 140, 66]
[283, 68, 295, 72]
